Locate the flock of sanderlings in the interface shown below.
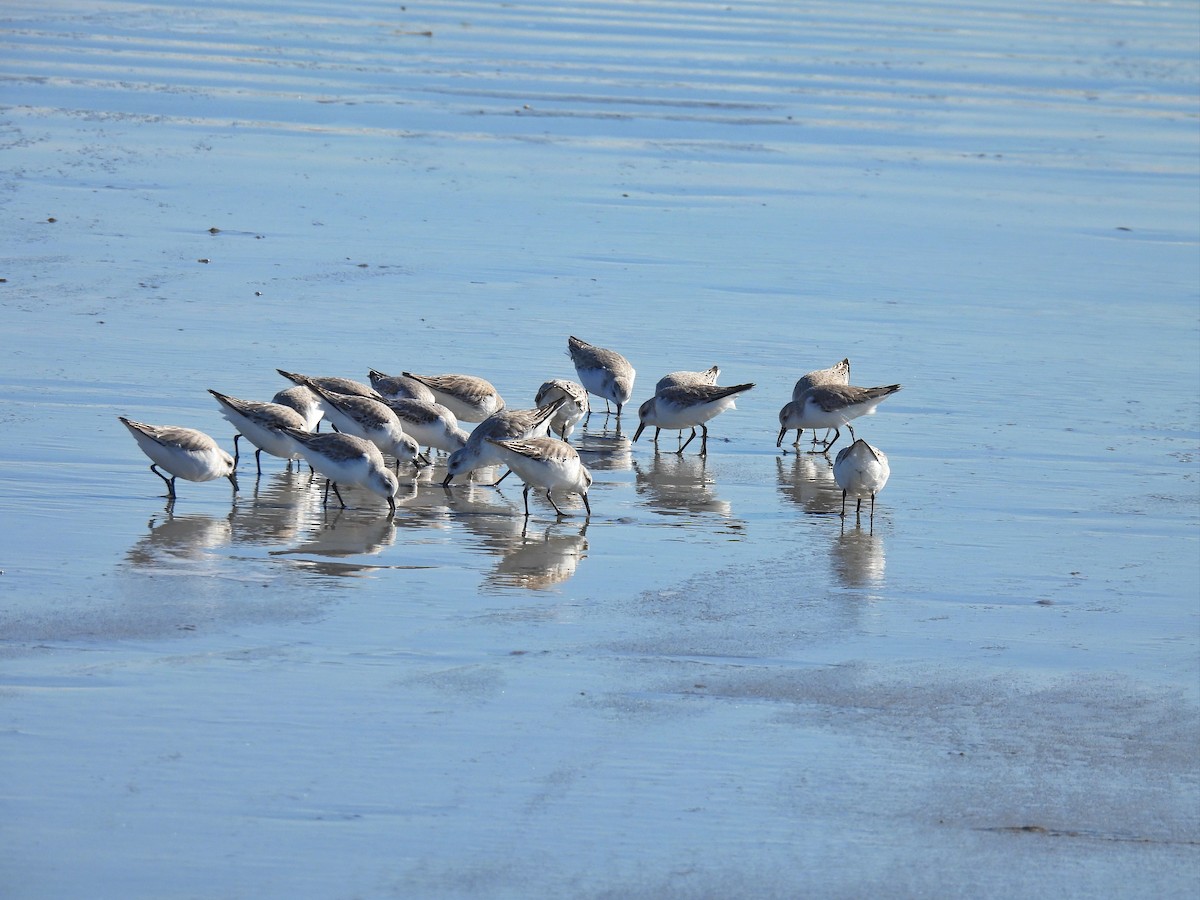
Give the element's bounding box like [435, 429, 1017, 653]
[119, 336, 901, 521]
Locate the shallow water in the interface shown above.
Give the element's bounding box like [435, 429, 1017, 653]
[2, 1, 1198, 897]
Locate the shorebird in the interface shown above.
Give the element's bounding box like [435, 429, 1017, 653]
[486, 437, 593, 518]
[400, 372, 504, 422]
[833, 439, 891, 522]
[277, 369, 379, 400]
[632, 382, 754, 456]
[381, 397, 469, 455]
[777, 383, 902, 453]
[655, 365, 720, 394]
[367, 369, 437, 404]
[534, 379, 590, 442]
[442, 399, 564, 486]
[293, 378, 421, 472]
[118, 416, 238, 500]
[207, 389, 308, 474]
[271, 385, 324, 432]
[568, 336, 635, 423]
[282, 428, 399, 513]
[792, 358, 851, 400]
[787, 358, 851, 447]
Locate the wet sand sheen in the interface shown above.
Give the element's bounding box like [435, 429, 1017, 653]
[1, 1, 1197, 897]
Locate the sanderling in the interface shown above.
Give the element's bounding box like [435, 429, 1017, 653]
[277, 369, 379, 400]
[778, 358, 852, 448]
[792, 358, 851, 400]
[271, 385, 324, 432]
[485, 437, 593, 517]
[568, 336, 636, 422]
[368, 369, 437, 404]
[400, 372, 504, 422]
[442, 399, 565, 486]
[632, 382, 754, 455]
[833, 438, 891, 522]
[534, 379, 590, 442]
[777, 383, 902, 453]
[281, 428, 399, 513]
[118, 416, 238, 500]
[296, 379, 421, 472]
[381, 397, 469, 455]
[655, 365, 720, 394]
[207, 389, 308, 474]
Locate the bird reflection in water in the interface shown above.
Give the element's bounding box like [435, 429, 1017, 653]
[486, 522, 589, 590]
[633, 453, 733, 519]
[227, 467, 321, 546]
[775, 453, 842, 516]
[574, 432, 632, 473]
[270, 507, 398, 577]
[831, 524, 886, 588]
[125, 508, 232, 568]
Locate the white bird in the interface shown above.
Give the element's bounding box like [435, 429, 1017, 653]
[277, 369, 379, 400]
[118, 416, 238, 500]
[442, 399, 565, 486]
[833, 439, 891, 521]
[782, 357, 852, 448]
[791, 358, 851, 401]
[568, 336, 635, 423]
[655, 365, 720, 394]
[632, 382, 754, 456]
[368, 369, 437, 404]
[208, 389, 308, 474]
[271, 385, 324, 432]
[296, 379, 421, 472]
[382, 397, 470, 455]
[486, 437, 593, 518]
[282, 428, 399, 513]
[534, 379, 590, 442]
[400, 372, 504, 422]
[777, 383, 902, 453]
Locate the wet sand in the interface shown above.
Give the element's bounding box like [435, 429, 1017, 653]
[1, 1, 1198, 896]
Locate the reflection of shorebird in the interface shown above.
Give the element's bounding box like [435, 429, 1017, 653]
[487, 523, 589, 590]
[486, 437, 592, 518]
[208, 389, 308, 474]
[832, 527, 886, 586]
[777, 383, 901, 453]
[633, 453, 732, 518]
[125, 511, 232, 567]
[569, 336, 635, 424]
[774, 454, 841, 516]
[401, 372, 504, 423]
[833, 439, 891, 523]
[228, 469, 317, 546]
[282, 429, 399, 513]
[632, 383, 754, 456]
[118, 417, 238, 500]
[272, 509, 397, 560]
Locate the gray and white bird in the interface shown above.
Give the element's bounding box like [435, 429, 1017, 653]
[119, 416, 238, 500]
[632, 382, 754, 456]
[486, 437, 593, 518]
[208, 389, 308, 474]
[400, 372, 504, 423]
[568, 336, 636, 423]
[534, 378, 590, 442]
[833, 438, 891, 522]
[777, 383, 901, 453]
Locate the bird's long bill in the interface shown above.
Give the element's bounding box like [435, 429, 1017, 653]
[632, 422, 646, 442]
[227, 472, 240, 494]
[775, 426, 786, 447]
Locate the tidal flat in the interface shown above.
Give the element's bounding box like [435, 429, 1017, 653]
[1, 1, 1197, 897]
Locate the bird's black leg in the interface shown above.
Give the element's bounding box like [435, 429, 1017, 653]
[151, 464, 176, 499]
